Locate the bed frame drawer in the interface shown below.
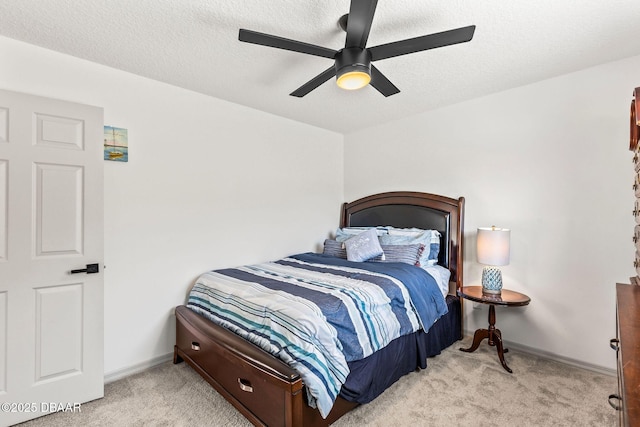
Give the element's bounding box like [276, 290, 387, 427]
[178, 320, 286, 425]
[174, 306, 304, 426]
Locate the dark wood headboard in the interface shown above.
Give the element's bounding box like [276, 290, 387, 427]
[340, 191, 465, 292]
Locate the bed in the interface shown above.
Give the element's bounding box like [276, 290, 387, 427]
[173, 191, 465, 426]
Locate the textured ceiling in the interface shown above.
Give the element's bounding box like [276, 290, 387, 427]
[1, 0, 640, 133]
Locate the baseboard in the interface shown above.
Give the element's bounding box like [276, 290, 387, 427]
[104, 352, 174, 384]
[462, 331, 617, 377]
[104, 336, 616, 385]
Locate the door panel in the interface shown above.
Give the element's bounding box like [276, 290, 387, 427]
[0, 160, 6, 261]
[0, 291, 6, 393]
[34, 163, 83, 256]
[35, 283, 83, 382]
[0, 89, 104, 426]
[35, 113, 84, 150]
[0, 107, 7, 143]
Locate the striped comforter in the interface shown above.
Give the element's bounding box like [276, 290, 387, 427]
[187, 252, 448, 418]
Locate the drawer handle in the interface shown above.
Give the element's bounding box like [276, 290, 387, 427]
[609, 394, 622, 411]
[238, 378, 253, 393]
[191, 342, 200, 351]
[610, 338, 619, 351]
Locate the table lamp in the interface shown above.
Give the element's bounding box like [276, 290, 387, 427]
[477, 226, 510, 294]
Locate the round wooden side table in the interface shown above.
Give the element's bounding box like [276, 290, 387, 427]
[457, 286, 531, 373]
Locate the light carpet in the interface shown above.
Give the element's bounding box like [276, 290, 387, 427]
[18, 338, 617, 426]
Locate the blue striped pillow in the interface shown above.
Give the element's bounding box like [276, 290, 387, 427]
[323, 239, 347, 258]
[377, 243, 424, 266]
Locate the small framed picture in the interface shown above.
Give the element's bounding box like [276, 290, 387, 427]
[104, 126, 128, 162]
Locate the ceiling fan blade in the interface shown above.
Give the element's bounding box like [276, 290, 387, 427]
[290, 66, 337, 97]
[369, 25, 476, 61]
[345, 0, 378, 48]
[369, 65, 400, 97]
[239, 29, 337, 59]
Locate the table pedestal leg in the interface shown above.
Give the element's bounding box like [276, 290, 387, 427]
[460, 304, 513, 373]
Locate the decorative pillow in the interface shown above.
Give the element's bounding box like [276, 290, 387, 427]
[344, 229, 384, 262]
[377, 243, 424, 266]
[323, 239, 347, 259]
[379, 228, 441, 266]
[335, 226, 389, 242]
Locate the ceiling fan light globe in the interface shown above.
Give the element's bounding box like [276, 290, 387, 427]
[336, 71, 371, 90]
[335, 48, 372, 91]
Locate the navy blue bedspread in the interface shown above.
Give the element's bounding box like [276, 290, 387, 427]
[340, 294, 462, 404]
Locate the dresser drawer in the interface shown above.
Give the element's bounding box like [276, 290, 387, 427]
[176, 310, 294, 427]
[616, 284, 640, 426]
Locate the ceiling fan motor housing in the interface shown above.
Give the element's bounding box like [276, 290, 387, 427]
[335, 48, 372, 78]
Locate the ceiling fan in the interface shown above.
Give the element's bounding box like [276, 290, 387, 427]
[238, 0, 476, 97]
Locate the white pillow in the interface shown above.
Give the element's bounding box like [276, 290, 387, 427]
[344, 229, 385, 262]
[335, 226, 388, 242]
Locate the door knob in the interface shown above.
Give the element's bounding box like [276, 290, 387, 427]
[70, 263, 100, 274]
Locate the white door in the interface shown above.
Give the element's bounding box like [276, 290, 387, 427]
[0, 89, 104, 426]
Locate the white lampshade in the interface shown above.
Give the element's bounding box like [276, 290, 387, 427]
[477, 227, 510, 266]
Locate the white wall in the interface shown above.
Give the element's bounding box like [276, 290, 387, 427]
[2, 33, 635, 375]
[0, 36, 344, 375]
[344, 55, 640, 370]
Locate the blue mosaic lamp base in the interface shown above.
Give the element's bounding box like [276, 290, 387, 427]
[482, 266, 503, 294]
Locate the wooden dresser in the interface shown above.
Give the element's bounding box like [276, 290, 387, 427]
[612, 284, 640, 426]
[612, 88, 640, 425]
